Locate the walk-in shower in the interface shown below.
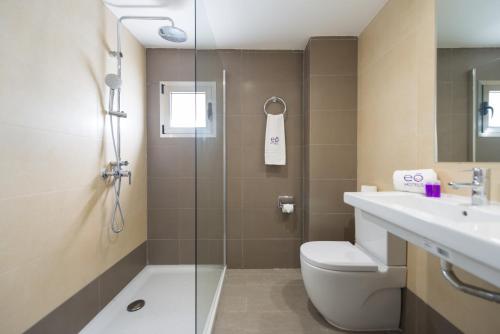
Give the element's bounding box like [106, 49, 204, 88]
[89, 6, 227, 333]
[102, 16, 187, 233]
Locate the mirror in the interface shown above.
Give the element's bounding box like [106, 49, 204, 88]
[436, 0, 500, 162]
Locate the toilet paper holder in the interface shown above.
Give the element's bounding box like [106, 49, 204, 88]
[277, 195, 294, 209]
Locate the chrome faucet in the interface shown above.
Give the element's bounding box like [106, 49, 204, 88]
[448, 168, 490, 206]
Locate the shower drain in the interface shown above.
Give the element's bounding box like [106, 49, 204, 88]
[127, 299, 145, 312]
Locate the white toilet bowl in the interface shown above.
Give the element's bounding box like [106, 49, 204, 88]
[300, 209, 407, 331]
[300, 242, 406, 331]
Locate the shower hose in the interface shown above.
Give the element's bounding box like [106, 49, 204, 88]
[109, 94, 125, 233]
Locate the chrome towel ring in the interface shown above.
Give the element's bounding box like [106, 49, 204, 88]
[264, 96, 287, 116]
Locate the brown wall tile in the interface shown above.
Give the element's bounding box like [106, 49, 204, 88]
[242, 239, 301, 268]
[26, 243, 146, 334]
[148, 239, 179, 265]
[242, 178, 302, 210]
[242, 208, 301, 239]
[304, 38, 358, 241]
[309, 75, 357, 110]
[147, 144, 195, 178]
[241, 51, 303, 82]
[179, 239, 195, 264]
[25, 280, 100, 334]
[309, 145, 357, 179]
[227, 209, 243, 239]
[227, 239, 243, 268]
[307, 213, 355, 242]
[99, 243, 147, 307]
[148, 208, 180, 239]
[309, 110, 357, 145]
[242, 145, 303, 178]
[309, 179, 356, 213]
[147, 49, 303, 269]
[402, 289, 462, 334]
[241, 81, 302, 115]
[309, 38, 357, 76]
[148, 177, 195, 209]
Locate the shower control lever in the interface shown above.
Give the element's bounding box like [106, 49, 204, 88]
[101, 166, 132, 185]
[120, 169, 132, 185]
[110, 160, 129, 167]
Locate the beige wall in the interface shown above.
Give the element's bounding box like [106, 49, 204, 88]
[0, 1, 147, 333]
[358, 0, 500, 333]
[304, 37, 357, 243]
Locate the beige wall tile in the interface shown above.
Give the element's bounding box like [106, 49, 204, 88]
[358, 0, 500, 332]
[0, 1, 147, 332]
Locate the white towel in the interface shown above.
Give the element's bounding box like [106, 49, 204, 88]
[393, 169, 438, 194]
[265, 114, 286, 165]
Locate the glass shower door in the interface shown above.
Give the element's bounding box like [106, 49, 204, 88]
[195, 0, 226, 333]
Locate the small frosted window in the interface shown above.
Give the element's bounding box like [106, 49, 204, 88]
[488, 91, 500, 127]
[170, 92, 207, 128]
[159, 81, 216, 138]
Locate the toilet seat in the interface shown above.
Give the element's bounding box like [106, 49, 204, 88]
[300, 241, 378, 272]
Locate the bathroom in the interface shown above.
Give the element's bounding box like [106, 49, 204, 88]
[1, 0, 500, 333]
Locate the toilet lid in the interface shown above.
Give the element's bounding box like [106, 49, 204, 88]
[300, 241, 378, 272]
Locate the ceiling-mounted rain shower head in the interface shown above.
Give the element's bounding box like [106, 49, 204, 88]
[158, 25, 187, 43]
[105, 73, 122, 89]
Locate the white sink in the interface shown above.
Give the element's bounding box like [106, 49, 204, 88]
[344, 191, 500, 287]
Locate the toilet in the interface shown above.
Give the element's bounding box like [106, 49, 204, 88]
[300, 209, 407, 331]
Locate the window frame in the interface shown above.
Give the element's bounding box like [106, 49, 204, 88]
[159, 81, 217, 138]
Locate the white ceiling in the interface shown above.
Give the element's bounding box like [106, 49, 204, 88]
[105, 0, 387, 49]
[438, 0, 500, 48]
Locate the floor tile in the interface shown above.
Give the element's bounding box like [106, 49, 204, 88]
[214, 269, 393, 334]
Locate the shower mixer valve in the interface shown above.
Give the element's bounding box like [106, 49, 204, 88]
[101, 163, 132, 185]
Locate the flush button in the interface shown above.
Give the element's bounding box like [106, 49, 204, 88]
[437, 247, 450, 258]
[423, 239, 434, 250]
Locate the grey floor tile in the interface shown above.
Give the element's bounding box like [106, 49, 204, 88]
[214, 269, 392, 334]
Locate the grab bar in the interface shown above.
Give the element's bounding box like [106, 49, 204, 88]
[440, 259, 500, 303]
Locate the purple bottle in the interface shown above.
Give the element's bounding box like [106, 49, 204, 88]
[432, 182, 441, 198]
[425, 183, 433, 197]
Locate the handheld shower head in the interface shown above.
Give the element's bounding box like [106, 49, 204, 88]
[105, 73, 122, 90]
[158, 25, 187, 43]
